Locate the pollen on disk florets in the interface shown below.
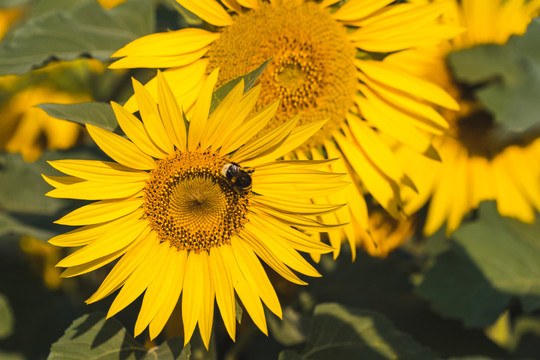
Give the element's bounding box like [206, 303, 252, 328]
[143, 150, 250, 252]
[206, 0, 357, 151]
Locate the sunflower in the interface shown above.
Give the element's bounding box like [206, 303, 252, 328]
[96, 0, 126, 9]
[0, 7, 22, 40]
[44, 70, 345, 347]
[109, 0, 462, 259]
[0, 85, 90, 162]
[387, 0, 540, 236]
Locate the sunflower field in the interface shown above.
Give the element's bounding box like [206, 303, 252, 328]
[1, 0, 540, 359]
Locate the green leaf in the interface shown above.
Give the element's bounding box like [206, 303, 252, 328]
[209, 58, 271, 114]
[268, 307, 307, 346]
[448, 19, 540, 133]
[0, 294, 14, 339]
[0, 0, 28, 8]
[0, 152, 70, 216]
[0, 0, 154, 75]
[38, 102, 117, 131]
[416, 201, 540, 327]
[0, 149, 107, 240]
[0, 211, 56, 240]
[48, 313, 190, 360]
[0, 351, 25, 360]
[280, 303, 440, 360]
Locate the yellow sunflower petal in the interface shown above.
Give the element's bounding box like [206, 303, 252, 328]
[209, 247, 236, 341]
[249, 213, 332, 253]
[504, 145, 540, 210]
[42, 175, 85, 189]
[239, 232, 307, 286]
[54, 198, 143, 226]
[149, 249, 187, 339]
[334, 131, 400, 217]
[124, 59, 208, 113]
[110, 48, 209, 69]
[358, 72, 449, 133]
[56, 211, 147, 268]
[423, 141, 460, 236]
[86, 124, 155, 170]
[111, 101, 168, 159]
[252, 196, 344, 216]
[231, 114, 299, 164]
[446, 147, 471, 235]
[245, 120, 326, 167]
[46, 179, 144, 200]
[357, 86, 431, 153]
[332, 0, 394, 22]
[219, 243, 268, 335]
[156, 71, 187, 150]
[244, 221, 321, 278]
[201, 80, 245, 150]
[108, 238, 169, 318]
[134, 243, 176, 337]
[232, 239, 282, 318]
[219, 100, 279, 156]
[48, 159, 149, 183]
[492, 150, 535, 223]
[236, 0, 259, 9]
[176, 0, 233, 26]
[197, 253, 215, 349]
[208, 82, 261, 150]
[346, 113, 403, 182]
[132, 78, 175, 154]
[357, 60, 460, 110]
[112, 28, 219, 57]
[320, 0, 341, 9]
[60, 245, 129, 278]
[182, 251, 205, 345]
[468, 155, 495, 209]
[48, 215, 135, 247]
[188, 68, 219, 150]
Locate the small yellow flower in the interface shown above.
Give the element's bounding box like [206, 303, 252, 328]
[110, 0, 462, 259]
[388, 0, 540, 235]
[44, 71, 344, 347]
[96, 0, 126, 9]
[0, 85, 90, 162]
[0, 7, 23, 41]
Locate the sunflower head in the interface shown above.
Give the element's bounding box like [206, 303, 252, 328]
[44, 69, 345, 348]
[390, 0, 540, 235]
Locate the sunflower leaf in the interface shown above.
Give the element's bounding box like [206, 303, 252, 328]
[0, 153, 70, 216]
[49, 313, 190, 360]
[37, 102, 117, 131]
[0, 294, 14, 339]
[0, 0, 28, 7]
[448, 18, 540, 133]
[280, 303, 440, 360]
[416, 201, 540, 327]
[0, 0, 153, 75]
[209, 58, 272, 114]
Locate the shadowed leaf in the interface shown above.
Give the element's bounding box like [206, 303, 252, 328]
[0, 0, 153, 75]
[280, 303, 440, 360]
[417, 202, 540, 326]
[38, 102, 117, 131]
[48, 313, 190, 360]
[448, 19, 540, 133]
[209, 58, 271, 114]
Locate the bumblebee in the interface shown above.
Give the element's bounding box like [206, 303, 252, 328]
[221, 162, 254, 194]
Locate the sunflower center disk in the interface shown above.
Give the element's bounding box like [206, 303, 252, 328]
[143, 151, 250, 252]
[207, 1, 357, 151]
